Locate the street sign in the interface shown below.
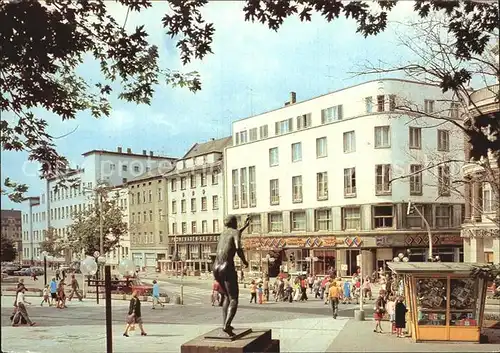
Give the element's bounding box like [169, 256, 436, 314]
[93, 251, 100, 258]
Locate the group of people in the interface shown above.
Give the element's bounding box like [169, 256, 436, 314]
[373, 291, 408, 338]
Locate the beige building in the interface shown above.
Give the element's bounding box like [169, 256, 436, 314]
[1, 209, 23, 263]
[128, 167, 172, 269]
[105, 186, 131, 269]
[160, 137, 232, 275]
[461, 85, 500, 264]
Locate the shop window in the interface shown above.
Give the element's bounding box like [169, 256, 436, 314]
[416, 278, 447, 326]
[268, 213, 283, 232]
[485, 252, 494, 264]
[449, 278, 477, 326]
[342, 207, 360, 230]
[315, 209, 331, 231]
[291, 211, 306, 231]
[373, 205, 393, 228]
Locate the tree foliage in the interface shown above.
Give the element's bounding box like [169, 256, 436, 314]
[64, 185, 127, 256]
[1, 0, 498, 200]
[0, 233, 17, 262]
[39, 227, 63, 257]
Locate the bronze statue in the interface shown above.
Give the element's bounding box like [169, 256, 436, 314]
[213, 215, 250, 335]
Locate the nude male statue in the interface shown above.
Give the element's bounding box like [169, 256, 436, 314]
[213, 215, 250, 335]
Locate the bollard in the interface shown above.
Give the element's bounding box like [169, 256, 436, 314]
[354, 309, 365, 321]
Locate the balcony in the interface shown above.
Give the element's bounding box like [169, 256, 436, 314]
[467, 84, 499, 120]
[461, 162, 485, 177]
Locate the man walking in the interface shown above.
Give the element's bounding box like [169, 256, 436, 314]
[49, 277, 58, 306]
[329, 280, 342, 319]
[12, 287, 36, 326]
[68, 275, 83, 301]
[151, 280, 164, 309]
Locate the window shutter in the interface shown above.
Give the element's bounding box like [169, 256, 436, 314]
[338, 105, 343, 120]
[275, 121, 279, 135]
[321, 109, 325, 124]
[288, 118, 293, 131]
[297, 116, 302, 130]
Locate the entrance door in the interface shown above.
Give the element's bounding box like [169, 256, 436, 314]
[346, 249, 360, 275]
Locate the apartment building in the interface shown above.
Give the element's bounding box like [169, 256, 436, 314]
[461, 84, 500, 264]
[1, 209, 23, 262]
[128, 168, 170, 268]
[225, 79, 465, 277]
[104, 186, 131, 268]
[160, 137, 232, 274]
[23, 147, 176, 262]
[20, 196, 48, 264]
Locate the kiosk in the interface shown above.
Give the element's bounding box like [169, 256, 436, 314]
[387, 262, 488, 343]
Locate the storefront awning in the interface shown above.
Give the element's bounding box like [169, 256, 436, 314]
[387, 262, 488, 275]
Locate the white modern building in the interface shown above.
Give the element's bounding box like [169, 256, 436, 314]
[21, 196, 46, 264]
[22, 147, 176, 262]
[159, 137, 232, 274]
[225, 79, 465, 277]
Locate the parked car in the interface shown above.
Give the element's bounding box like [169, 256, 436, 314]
[30, 267, 45, 276]
[13, 268, 31, 276]
[3, 265, 21, 275]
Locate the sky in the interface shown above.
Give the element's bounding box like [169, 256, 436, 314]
[1, 1, 420, 211]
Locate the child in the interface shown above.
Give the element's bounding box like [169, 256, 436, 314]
[395, 296, 408, 338]
[40, 285, 50, 306]
[386, 296, 396, 334]
[257, 284, 263, 304]
[249, 280, 257, 303]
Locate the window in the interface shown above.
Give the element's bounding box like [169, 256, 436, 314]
[389, 94, 396, 111]
[269, 147, 279, 166]
[240, 167, 248, 208]
[292, 176, 303, 203]
[190, 198, 196, 212]
[275, 118, 293, 135]
[344, 168, 356, 197]
[291, 211, 306, 231]
[157, 188, 162, 201]
[122, 165, 128, 172]
[122, 178, 127, 183]
[249, 128, 258, 141]
[181, 222, 187, 234]
[171, 200, 177, 214]
[213, 219, 219, 233]
[137, 212, 141, 223]
[315, 209, 331, 231]
[296, 113, 311, 130]
[410, 165, 423, 195]
[159, 231, 163, 243]
[343, 207, 360, 230]
[148, 190, 152, 202]
[316, 137, 327, 158]
[200, 196, 207, 211]
[180, 177, 186, 190]
[142, 191, 146, 203]
[270, 179, 279, 205]
[134, 166, 140, 172]
[374, 126, 391, 148]
[190, 175, 196, 188]
[191, 221, 197, 234]
[201, 172, 207, 187]
[171, 179, 177, 191]
[450, 102, 459, 119]
[268, 213, 283, 232]
[438, 165, 450, 196]
[181, 199, 186, 213]
[158, 209, 163, 221]
[249, 166, 256, 207]
[131, 213, 135, 223]
[321, 105, 343, 123]
[202, 220, 208, 233]
[343, 131, 355, 153]
[234, 132, 240, 145]
[435, 205, 451, 228]
[424, 99, 435, 113]
[110, 163, 116, 170]
[239, 130, 248, 143]
[172, 223, 177, 234]
[232, 169, 239, 209]
[136, 192, 140, 204]
[212, 170, 219, 185]
[373, 205, 393, 228]
[483, 182, 496, 213]
[365, 97, 373, 113]
[437, 130, 450, 151]
[406, 205, 423, 228]
[375, 164, 392, 195]
[259, 125, 268, 139]
[149, 210, 153, 222]
[317, 172, 328, 200]
[291, 142, 302, 162]
[409, 127, 421, 149]
[248, 215, 261, 233]
[212, 195, 219, 210]
[377, 95, 385, 112]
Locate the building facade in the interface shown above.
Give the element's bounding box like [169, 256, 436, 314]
[461, 84, 500, 264]
[225, 79, 465, 277]
[160, 137, 232, 274]
[128, 168, 170, 269]
[1, 210, 23, 262]
[105, 186, 131, 268]
[21, 197, 48, 264]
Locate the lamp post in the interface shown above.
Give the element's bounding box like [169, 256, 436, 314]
[80, 256, 98, 300]
[42, 251, 48, 286]
[83, 186, 105, 268]
[407, 201, 434, 261]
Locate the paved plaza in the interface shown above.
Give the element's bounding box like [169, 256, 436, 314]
[2, 277, 499, 353]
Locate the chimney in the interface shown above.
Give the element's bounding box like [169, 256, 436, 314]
[290, 91, 296, 104]
[117, 146, 122, 153]
[142, 150, 147, 155]
[149, 151, 154, 156]
[127, 148, 132, 154]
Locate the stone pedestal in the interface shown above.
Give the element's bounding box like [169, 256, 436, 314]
[354, 309, 365, 321]
[181, 328, 279, 353]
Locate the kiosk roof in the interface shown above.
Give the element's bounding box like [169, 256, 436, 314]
[387, 262, 488, 274]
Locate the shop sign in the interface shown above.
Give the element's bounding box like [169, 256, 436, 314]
[437, 235, 463, 245]
[376, 236, 393, 247]
[344, 236, 362, 247]
[405, 234, 439, 246]
[170, 235, 219, 244]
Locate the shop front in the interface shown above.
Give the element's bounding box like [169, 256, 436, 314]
[395, 233, 464, 262]
[388, 262, 488, 343]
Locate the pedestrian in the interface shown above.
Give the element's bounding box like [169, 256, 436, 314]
[40, 285, 50, 306]
[324, 278, 331, 305]
[55, 268, 60, 281]
[151, 280, 164, 309]
[342, 279, 352, 304]
[257, 283, 264, 304]
[249, 280, 257, 303]
[68, 274, 83, 301]
[123, 290, 147, 337]
[395, 296, 408, 338]
[363, 277, 372, 300]
[386, 295, 396, 334]
[12, 287, 36, 327]
[263, 276, 269, 302]
[373, 291, 387, 333]
[49, 277, 58, 306]
[300, 276, 308, 301]
[307, 274, 314, 294]
[329, 280, 341, 319]
[61, 269, 66, 280]
[57, 279, 67, 309]
[211, 280, 220, 306]
[31, 269, 38, 281]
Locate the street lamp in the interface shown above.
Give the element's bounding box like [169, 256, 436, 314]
[80, 256, 98, 300]
[42, 251, 48, 286]
[83, 186, 105, 260]
[407, 201, 434, 261]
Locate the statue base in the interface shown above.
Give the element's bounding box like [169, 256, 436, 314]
[181, 328, 279, 353]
